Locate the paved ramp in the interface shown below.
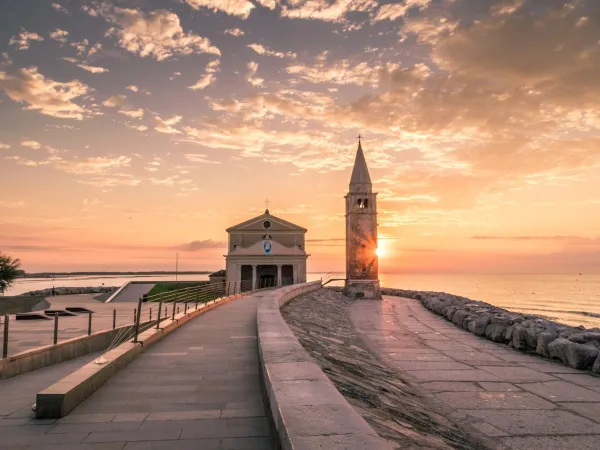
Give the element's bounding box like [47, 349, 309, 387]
[2, 292, 277, 448]
[109, 283, 155, 303]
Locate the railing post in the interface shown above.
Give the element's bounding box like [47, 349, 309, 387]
[53, 313, 59, 345]
[149, 308, 152, 321]
[2, 315, 9, 359]
[133, 297, 143, 343]
[172, 300, 177, 320]
[88, 311, 92, 336]
[156, 300, 163, 329]
[184, 302, 188, 314]
[133, 309, 136, 324]
[112, 309, 116, 330]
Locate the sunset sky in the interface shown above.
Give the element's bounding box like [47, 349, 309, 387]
[1, 0, 599, 274]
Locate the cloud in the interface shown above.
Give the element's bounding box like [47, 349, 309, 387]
[373, 0, 431, 22]
[0, 201, 24, 208]
[175, 239, 226, 251]
[125, 123, 148, 132]
[103, 95, 127, 107]
[20, 140, 42, 149]
[9, 29, 44, 50]
[51, 3, 68, 13]
[280, 0, 377, 23]
[93, 6, 220, 61]
[119, 108, 144, 119]
[248, 43, 296, 59]
[182, 0, 255, 19]
[246, 62, 264, 87]
[49, 29, 69, 43]
[224, 28, 244, 36]
[0, 67, 91, 120]
[491, 0, 525, 16]
[184, 154, 221, 164]
[76, 63, 109, 74]
[471, 235, 594, 242]
[77, 174, 141, 187]
[153, 115, 182, 134]
[189, 73, 216, 90]
[0, 143, 10, 149]
[286, 52, 395, 86]
[126, 85, 138, 92]
[51, 155, 132, 175]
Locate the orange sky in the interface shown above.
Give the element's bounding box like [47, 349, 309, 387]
[1, 0, 599, 274]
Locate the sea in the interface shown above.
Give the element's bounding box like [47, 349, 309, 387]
[5, 273, 600, 329]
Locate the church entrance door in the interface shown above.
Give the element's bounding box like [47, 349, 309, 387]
[257, 265, 277, 288]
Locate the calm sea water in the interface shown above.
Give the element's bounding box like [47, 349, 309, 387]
[6, 273, 600, 329]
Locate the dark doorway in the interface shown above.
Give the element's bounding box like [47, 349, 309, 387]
[241, 265, 252, 292]
[257, 265, 277, 288]
[281, 265, 294, 286]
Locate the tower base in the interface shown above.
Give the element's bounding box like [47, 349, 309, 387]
[343, 280, 382, 300]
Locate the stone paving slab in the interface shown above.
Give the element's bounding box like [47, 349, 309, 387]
[350, 295, 600, 449]
[0, 293, 276, 449]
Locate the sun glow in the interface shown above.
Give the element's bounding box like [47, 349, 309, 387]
[376, 240, 390, 258]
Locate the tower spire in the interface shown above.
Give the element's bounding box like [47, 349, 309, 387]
[350, 138, 372, 187]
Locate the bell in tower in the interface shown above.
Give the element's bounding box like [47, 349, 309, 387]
[343, 136, 382, 299]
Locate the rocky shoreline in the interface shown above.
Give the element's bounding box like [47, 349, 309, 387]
[373, 287, 600, 375]
[19, 286, 118, 297]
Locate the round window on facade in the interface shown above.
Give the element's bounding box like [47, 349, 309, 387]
[263, 220, 272, 229]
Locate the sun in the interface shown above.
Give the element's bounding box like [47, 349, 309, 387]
[375, 240, 389, 258]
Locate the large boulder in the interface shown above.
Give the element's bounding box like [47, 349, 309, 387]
[593, 354, 600, 374]
[512, 324, 530, 350]
[548, 338, 599, 369]
[467, 314, 491, 336]
[485, 322, 509, 342]
[536, 332, 558, 357]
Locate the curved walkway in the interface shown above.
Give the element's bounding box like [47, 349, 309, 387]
[351, 296, 600, 450]
[0, 292, 276, 449]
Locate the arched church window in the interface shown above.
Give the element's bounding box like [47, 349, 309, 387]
[364, 199, 369, 208]
[357, 198, 364, 208]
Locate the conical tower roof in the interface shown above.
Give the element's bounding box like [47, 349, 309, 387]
[350, 141, 372, 187]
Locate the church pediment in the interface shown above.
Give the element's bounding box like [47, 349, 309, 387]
[226, 211, 307, 233]
[229, 239, 307, 256]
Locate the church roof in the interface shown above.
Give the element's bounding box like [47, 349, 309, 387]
[226, 211, 307, 233]
[350, 141, 372, 186]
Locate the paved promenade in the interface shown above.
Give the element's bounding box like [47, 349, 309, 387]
[0, 293, 276, 449]
[351, 296, 600, 450]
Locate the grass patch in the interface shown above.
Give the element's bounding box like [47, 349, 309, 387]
[147, 282, 207, 297]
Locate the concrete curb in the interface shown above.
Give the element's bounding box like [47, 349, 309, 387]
[35, 292, 247, 418]
[258, 282, 391, 450]
[0, 323, 149, 379]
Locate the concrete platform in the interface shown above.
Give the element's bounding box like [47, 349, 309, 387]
[0, 293, 277, 449]
[351, 296, 600, 450]
[3, 294, 151, 356]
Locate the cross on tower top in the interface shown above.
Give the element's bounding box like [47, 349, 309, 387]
[265, 198, 270, 209]
[357, 133, 362, 143]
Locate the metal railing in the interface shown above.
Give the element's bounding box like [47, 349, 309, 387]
[1, 278, 308, 360]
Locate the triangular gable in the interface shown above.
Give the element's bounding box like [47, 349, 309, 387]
[226, 212, 307, 233]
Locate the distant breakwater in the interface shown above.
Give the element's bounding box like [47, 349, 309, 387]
[327, 286, 600, 374]
[19, 286, 118, 297]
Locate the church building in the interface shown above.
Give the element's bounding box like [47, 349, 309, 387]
[343, 138, 382, 299]
[224, 210, 309, 291]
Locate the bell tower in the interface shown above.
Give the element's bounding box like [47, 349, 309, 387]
[343, 137, 381, 299]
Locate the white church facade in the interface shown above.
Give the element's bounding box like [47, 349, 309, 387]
[224, 210, 309, 291]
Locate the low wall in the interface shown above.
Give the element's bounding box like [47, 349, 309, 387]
[381, 288, 600, 374]
[258, 282, 390, 450]
[36, 292, 245, 418]
[0, 323, 148, 379]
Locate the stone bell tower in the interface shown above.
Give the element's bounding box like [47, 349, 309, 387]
[343, 137, 381, 299]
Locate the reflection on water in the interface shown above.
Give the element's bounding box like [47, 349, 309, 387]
[6, 272, 599, 328]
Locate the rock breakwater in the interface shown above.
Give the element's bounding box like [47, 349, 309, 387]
[374, 287, 600, 374]
[19, 286, 118, 297]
